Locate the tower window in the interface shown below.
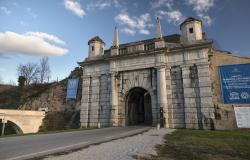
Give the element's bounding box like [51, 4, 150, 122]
[189, 27, 194, 34]
[92, 46, 94, 51]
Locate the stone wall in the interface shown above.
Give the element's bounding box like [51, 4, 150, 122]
[80, 62, 111, 127]
[0, 109, 45, 134]
[81, 45, 216, 129]
[118, 69, 157, 126]
[20, 67, 83, 112]
[20, 81, 68, 111]
[169, 66, 185, 128]
[209, 51, 250, 130]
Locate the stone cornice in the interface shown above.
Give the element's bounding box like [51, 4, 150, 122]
[78, 41, 213, 66]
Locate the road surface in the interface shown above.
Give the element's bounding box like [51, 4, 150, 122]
[0, 126, 151, 160]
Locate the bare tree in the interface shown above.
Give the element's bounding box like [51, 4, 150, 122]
[0, 76, 3, 84]
[17, 63, 40, 85]
[39, 57, 51, 83]
[8, 80, 16, 86]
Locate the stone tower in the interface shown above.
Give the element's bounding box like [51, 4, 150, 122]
[180, 17, 203, 44]
[88, 36, 105, 58]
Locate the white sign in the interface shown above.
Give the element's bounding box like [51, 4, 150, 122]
[234, 107, 250, 128]
[1, 119, 7, 123]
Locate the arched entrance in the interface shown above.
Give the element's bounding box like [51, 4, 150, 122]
[125, 87, 152, 126]
[0, 120, 23, 135]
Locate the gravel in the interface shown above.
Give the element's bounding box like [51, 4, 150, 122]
[44, 128, 174, 160]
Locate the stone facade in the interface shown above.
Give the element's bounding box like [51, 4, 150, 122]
[79, 17, 220, 129]
[209, 52, 250, 129]
[0, 109, 45, 134]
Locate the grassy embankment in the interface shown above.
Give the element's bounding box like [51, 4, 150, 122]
[139, 129, 250, 160]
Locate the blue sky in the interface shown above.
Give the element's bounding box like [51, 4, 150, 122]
[0, 0, 250, 84]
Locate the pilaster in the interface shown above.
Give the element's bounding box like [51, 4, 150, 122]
[80, 76, 91, 128]
[157, 66, 169, 128]
[181, 65, 199, 129]
[110, 72, 119, 126]
[196, 63, 215, 129]
[88, 75, 101, 127]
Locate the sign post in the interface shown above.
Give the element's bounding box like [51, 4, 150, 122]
[1, 118, 8, 136]
[234, 107, 250, 128]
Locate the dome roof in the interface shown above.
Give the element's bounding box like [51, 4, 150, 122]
[180, 17, 202, 28]
[88, 36, 105, 45]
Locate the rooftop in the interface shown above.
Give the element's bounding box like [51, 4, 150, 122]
[88, 36, 105, 45]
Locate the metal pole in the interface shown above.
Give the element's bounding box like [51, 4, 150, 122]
[157, 110, 160, 130]
[1, 121, 5, 136]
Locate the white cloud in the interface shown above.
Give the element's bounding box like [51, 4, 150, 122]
[150, 0, 173, 9]
[26, 32, 66, 45]
[186, 0, 215, 13]
[0, 31, 68, 56]
[87, 0, 120, 10]
[0, 6, 11, 15]
[115, 12, 137, 28]
[151, 1, 186, 26]
[64, 0, 85, 18]
[158, 10, 185, 25]
[139, 29, 150, 35]
[186, 0, 215, 26]
[121, 28, 136, 35]
[198, 14, 213, 26]
[115, 11, 153, 35]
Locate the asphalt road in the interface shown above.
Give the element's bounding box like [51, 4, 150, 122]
[0, 126, 151, 160]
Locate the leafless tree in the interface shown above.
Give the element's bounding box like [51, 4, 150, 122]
[8, 80, 16, 86]
[0, 76, 3, 84]
[39, 57, 51, 83]
[17, 63, 40, 85]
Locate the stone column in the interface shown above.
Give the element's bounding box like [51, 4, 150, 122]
[89, 76, 101, 127]
[165, 66, 173, 128]
[110, 72, 119, 126]
[181, 65, 199, 129]
[80, 76, 91, 128]
[196, 63, 215, 129]
[157, 66, 169, 128]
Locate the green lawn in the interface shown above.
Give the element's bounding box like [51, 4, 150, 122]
[139, 129, 250, 160]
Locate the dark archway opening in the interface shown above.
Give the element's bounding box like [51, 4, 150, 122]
[0, 120, 23, 135]
[126, 87, 152, 126]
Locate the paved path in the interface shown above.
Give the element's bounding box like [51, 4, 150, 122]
[45, 128, 174, 160]
[0, 126, 151, 160]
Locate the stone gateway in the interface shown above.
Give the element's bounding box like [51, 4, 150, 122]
[78, 17, 250, 130]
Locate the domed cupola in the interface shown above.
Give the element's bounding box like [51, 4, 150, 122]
[88, 36, 105, 58]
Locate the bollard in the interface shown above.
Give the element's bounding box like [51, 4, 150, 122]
[97, 122, 101, 129]
[157, 123, 160, 130]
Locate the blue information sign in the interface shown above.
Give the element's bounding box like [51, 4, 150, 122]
[66, 78, 79, 99]
[219, 63, 250, 104]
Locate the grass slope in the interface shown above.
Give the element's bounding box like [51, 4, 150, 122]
[0, 83, 53, 109]
[139, 129, 250, 160]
